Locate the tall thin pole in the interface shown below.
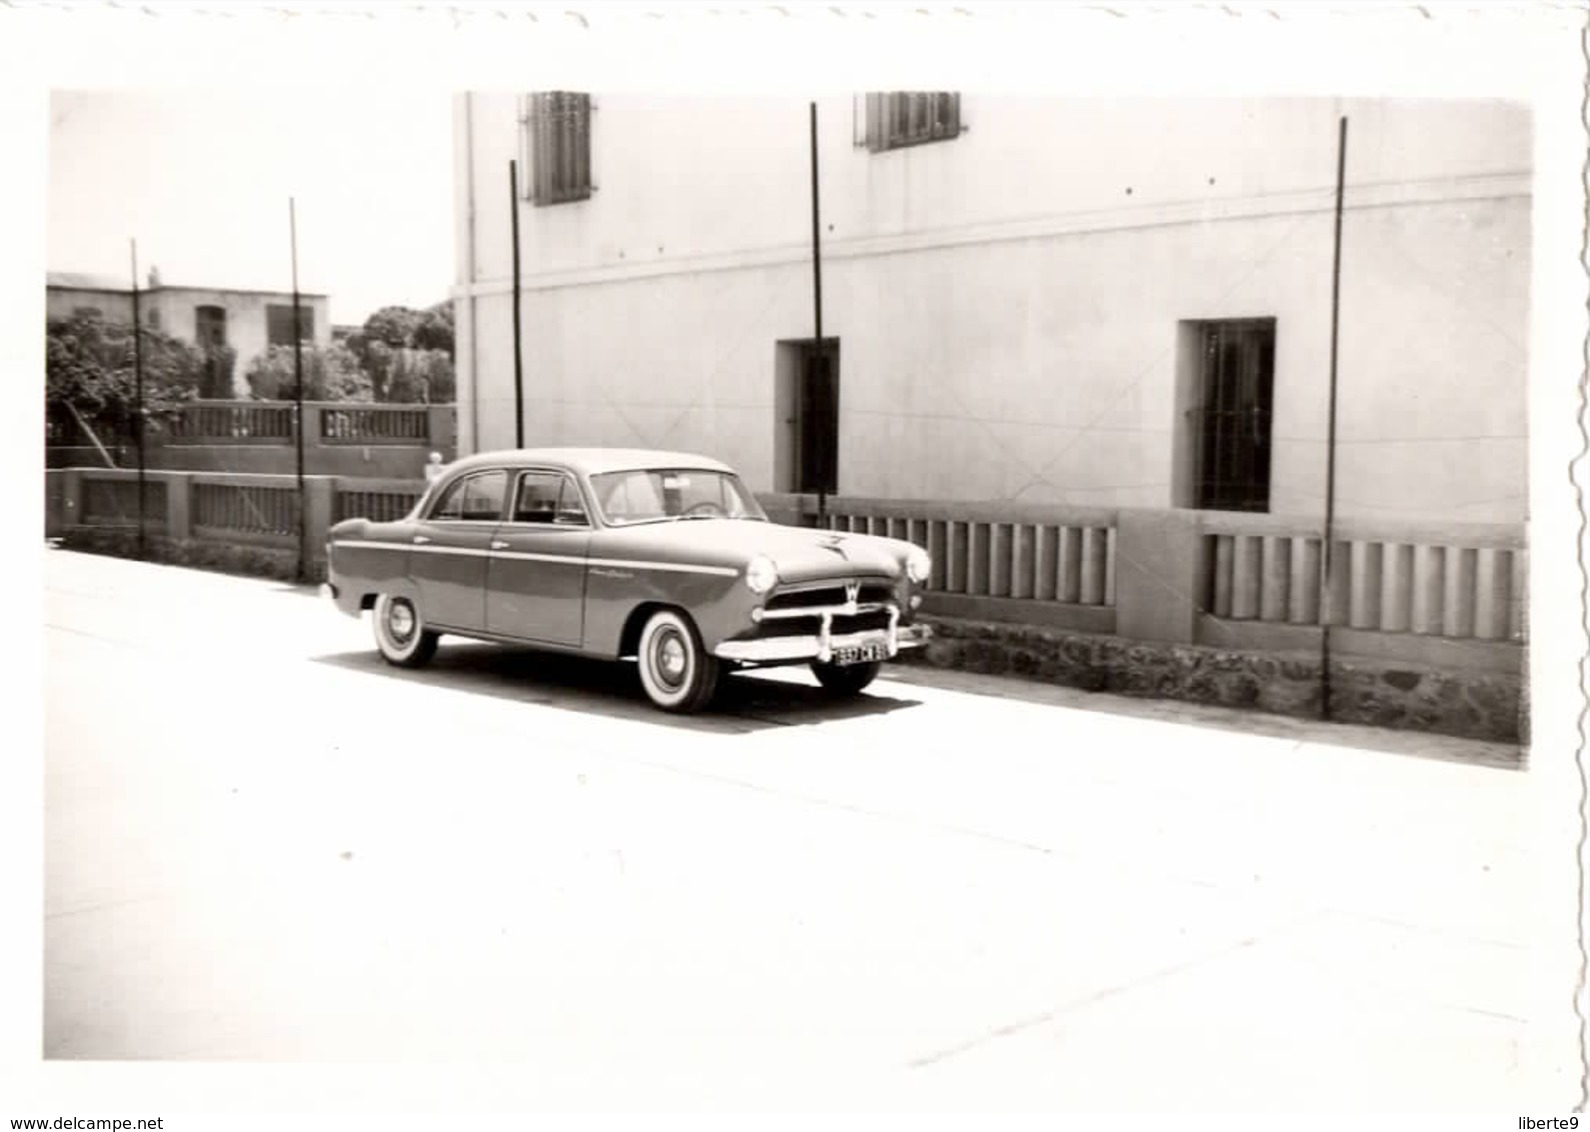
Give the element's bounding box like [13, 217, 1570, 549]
[510, 159, 525, 449]
[809, 101, 827, 525]
[290, 197, 307, 583]
[129, 239, 146, 556]
[1319, 115, 1348, 721]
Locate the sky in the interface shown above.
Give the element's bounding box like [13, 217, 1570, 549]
[47, 88, 455, 327]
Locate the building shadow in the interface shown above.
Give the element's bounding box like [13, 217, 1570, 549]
[311, 643, 922, 736]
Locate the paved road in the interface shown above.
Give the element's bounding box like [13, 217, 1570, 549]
[41, 550, 1576, 1111]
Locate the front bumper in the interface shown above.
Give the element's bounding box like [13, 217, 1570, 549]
[714, 614, 933, 664]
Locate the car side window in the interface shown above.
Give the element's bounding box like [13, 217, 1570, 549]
[429, 471, 506, 522]
[513, 472, 588, 526]
[429, 477, 467, 520]
[554, 480, 589, 526]
[462, 471, 508, 522]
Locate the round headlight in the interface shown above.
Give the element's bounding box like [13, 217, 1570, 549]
[906, 547, 932, 584]
[745, 554, 779, 595]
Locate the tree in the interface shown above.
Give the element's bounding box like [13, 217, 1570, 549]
[46, 310, 205, 441]
[244, 343, 373, 402]
[342, 302, 456, 402]
[361, 305, 424, 350]
[412, 302, 454, 356]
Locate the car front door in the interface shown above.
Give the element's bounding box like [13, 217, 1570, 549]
[484, 470, 591, 647]
[409, 468, 508, 633]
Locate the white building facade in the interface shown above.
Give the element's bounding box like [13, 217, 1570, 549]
[47, 272, 333, 398]
[450, 95, 1529, 526]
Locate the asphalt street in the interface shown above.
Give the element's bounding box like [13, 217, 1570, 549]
[40, 549, 1580, 1111]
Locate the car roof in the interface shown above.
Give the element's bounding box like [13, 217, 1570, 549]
[449, 447, 736, 477]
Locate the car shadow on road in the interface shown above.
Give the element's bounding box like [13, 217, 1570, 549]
[311, 642, 923, 736]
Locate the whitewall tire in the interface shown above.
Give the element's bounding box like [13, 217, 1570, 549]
[637, 608, 719, 713]
[373, 593, 439, 668]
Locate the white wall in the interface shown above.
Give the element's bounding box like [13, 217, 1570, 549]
[453, 95, 1530, 525]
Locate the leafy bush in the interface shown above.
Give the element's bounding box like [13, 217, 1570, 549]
[47, 310, 204, 440]
[245, 343, 373, 402]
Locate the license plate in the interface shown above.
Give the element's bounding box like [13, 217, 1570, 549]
[831, 641, 889, 666]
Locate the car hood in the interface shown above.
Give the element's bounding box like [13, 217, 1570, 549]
[605, 519, 910, 584]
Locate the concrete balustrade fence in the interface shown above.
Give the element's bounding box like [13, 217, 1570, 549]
[47, 400, 456, 478]
[50, 471, 1526, 682]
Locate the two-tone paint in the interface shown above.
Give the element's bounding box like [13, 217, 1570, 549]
[323, 447, 933, 667]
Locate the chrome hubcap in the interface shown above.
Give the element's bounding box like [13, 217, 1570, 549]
[388, 602, 415, 641]
[658, 635, 687, 684]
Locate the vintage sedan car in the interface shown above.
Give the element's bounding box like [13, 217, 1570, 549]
[322, 448, 933, 712]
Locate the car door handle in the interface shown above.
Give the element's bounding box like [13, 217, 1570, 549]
[490, 539, 509, 551]
[413, 535, 431, 545]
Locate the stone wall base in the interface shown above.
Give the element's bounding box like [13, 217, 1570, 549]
[899, 615, 1524, 745]
[55, 528, 326, 585]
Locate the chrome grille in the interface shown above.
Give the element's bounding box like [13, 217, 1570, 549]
[764, 581, 895, 611]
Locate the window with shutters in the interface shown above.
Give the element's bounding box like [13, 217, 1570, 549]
[519, 92, 593, 206]
[854, 92, 964, 153]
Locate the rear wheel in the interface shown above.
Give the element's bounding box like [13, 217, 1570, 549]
[811, 659, 881, 697]
[372, 593, 439, 668]
[637, 609, 720, 712]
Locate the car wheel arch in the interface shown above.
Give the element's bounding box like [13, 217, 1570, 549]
[619, 601, 673, 658]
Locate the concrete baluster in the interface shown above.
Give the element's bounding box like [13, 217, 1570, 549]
[968, 522, 990, 596]
[1260, 535, 1291, 622]
[1441, 546, 1477, 638]
[1474, 547, 1509, 640]
[1509, 547, 1528, 642]
[1035, 526, 1059, 601]
[948, 521, 969, 593]
[1348, 541, 1381, 628]
[989, 523, 1013, 598]
[1058, 527, 1083, 603]
[1080, 527, 1108, 606]
[927, 521, 947, 591]
[1289, 536, 1321, 624]
[1410, 545, 1445, 635]
[1231, 535, 1262, 620]
[1012, 524, 1036, 600]
[1211, 535, 1234, 618]
[1380, 543, 1414, 633]
[1104, 526, 1117, 608]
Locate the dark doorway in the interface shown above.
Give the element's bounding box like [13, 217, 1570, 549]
[1192, 318, 1276, 512]
[774, 337, 840, 494]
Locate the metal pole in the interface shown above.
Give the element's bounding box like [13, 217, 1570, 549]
[290, 197, 307, 583]
[809, 101, 827, 525]
[130, 239, 146, 556]
[510, 159, 525, 449]
[1319, 115, 1348, 721]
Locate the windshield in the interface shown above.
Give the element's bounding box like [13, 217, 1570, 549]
[589, 468, 768, 527]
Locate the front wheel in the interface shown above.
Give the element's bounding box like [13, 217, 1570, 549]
[637, 609, 720, 712]
[372, 593, 439, 668]
[810, 659, 882, 696]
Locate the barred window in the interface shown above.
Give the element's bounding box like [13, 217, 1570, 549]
[519, 92, 593, 206]
[854, 92, 963, 153]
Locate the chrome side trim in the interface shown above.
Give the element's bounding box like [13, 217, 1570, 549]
[587, 556, 741, 578]
[328, 540, 740, 578]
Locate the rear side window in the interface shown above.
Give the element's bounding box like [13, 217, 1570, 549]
[513, 471, 588, 526]
[429, 470, 507, 522]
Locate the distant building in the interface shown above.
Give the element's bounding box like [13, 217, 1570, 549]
[451, 94, 1529, 526]
[46, 270, 332, 397]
